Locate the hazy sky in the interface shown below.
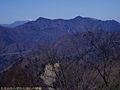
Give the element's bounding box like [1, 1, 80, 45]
[0, 0, 119, 24]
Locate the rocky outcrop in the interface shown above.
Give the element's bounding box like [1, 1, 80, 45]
[41, 63, 60, 90]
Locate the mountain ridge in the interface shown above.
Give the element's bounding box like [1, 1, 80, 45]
[0, 20, 30, 28]
[0, 16, 120, 71]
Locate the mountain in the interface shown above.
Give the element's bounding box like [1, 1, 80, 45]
[0, 16, 120, 71]
[0, 38, 120, 89]
[11, 16, 120, 45]
[1, 16, 120, 45]
[1, 16, 120, 54]
[0, 20, 29, 28]
[51, 31, 120, 61]
[0, 16, 120, 89]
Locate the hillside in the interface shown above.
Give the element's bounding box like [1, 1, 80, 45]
[0, 28, 120, 89]
[0, 16, 120, 72]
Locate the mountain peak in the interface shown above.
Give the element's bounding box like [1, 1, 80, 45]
[74, 16, 101, 21]
[74, 16, 83, 20]
[36, 17, 51, 21]
[108, 19, 119, 23]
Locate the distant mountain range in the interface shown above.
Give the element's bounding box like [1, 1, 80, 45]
[0, 20, 29, 28]
[0, 16, 120, 49]
[0, 16, 120, 71]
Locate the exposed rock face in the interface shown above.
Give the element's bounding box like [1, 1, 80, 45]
[41, 63, 60, 90]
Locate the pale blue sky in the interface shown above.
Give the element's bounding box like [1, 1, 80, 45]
[0, 0, 119, 24]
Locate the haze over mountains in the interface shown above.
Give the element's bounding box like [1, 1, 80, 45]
[0, 16, 120, 71]
[0, 20, 30, 28]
